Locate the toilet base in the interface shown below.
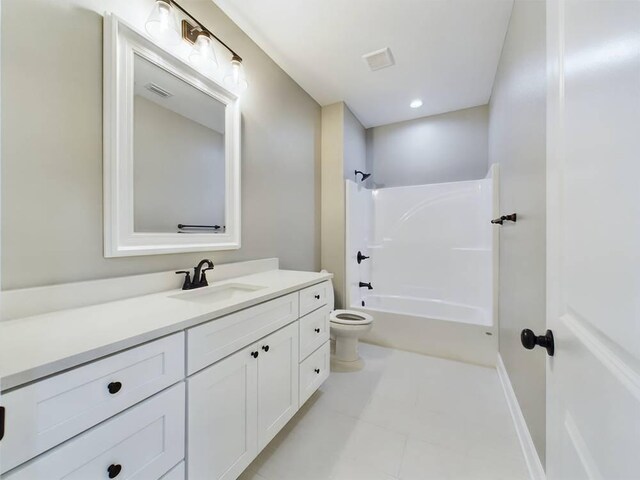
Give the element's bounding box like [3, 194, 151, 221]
[334, 335, 360, 362]
[331, 356, 365, 372]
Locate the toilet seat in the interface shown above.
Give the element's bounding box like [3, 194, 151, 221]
[330, 309, 373, 326]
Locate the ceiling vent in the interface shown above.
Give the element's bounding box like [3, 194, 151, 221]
[362, 47, 395, 71]
[144, 82, 173, 98]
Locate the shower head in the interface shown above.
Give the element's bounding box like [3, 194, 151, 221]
[355, 170, 371, 182]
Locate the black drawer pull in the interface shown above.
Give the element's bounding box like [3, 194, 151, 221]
[107, 464, 122, 478]
[0, 406, 5, 441]
[314, 328, 321, 333]
[314, 368, 320, 374]
[251, 351, 259, 358]
[107, 382, 122, 395]
[314, 294, 320, 300]
[262, 345, 270, 352]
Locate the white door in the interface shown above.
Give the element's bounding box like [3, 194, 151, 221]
[187, 344, 258, 480]
[546, 0, 640, 479]
[257, 322, 299, 450]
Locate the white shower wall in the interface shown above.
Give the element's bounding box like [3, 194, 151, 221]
[345, 182, 373, 306]
[346, 170, 495, 327]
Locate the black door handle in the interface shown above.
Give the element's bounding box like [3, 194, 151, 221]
[107, 464, 122, 478]
[521, 329, 554, 356]
[107, 382, 122, 394]
[251, 351, 259, 358]
[314, 294, 320, 300]
[314, 328, 321, 333]
[314, 368, 320, 374]
[262, 345, 270, 352]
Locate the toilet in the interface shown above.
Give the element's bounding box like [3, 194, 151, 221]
[330, 309, 374, 362]
[323, 277, 374, 365]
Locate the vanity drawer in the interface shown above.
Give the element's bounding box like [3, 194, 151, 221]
[299, 341, 330, 406]
[0, 332, 184, 474]
[187, 293, 299, 375]
[299, 305, 330, 361]
[3, 383, 185, 480]
[299, 281, 331, 317]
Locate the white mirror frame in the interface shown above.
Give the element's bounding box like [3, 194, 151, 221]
[103, 14, 241, 257]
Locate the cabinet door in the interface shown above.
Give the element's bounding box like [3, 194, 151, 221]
[188, 344, 258, 480]
[256, 322, 299, 450]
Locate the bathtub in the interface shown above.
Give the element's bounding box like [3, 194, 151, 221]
[354, 298, 497, 367]
[345, 167, 499, 367]
[360, 294, 491, 327]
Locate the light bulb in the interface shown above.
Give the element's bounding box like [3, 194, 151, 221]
[145, 0, 180, 46]
[224, 56, 248, 91]
[189, 32, 218, 72]
[410, 99, 423, 109]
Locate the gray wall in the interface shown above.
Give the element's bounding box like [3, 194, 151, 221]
[320, 102, 366, 308]
[1, 0, 321, 290]
[133, 96, 225, 232]
[343, 105, 367, 181]
[488, 0, 547, 465]
[366, 105, 489, 187]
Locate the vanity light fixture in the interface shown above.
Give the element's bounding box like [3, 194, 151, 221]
[145, 0, 180, 46]
[224, 55, 248, 92]
[188, 30, 218, 72]
[145, 0, 247, 90]
[410, 99, 423, 109]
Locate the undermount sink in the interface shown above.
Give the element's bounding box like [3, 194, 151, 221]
[168, 283, 266, 304]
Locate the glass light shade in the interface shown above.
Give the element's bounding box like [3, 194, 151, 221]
[145, 0, 180, 46]
[189, 32, 218, 72]
[224, 58, 248, 91]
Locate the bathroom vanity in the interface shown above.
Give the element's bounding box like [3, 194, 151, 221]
[0, 263, 332, 479]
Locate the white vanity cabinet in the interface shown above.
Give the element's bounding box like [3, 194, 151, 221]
[3, 384, 185, 480]
[187, 344, 258, 480]
[0, 332, 185, 475]
[256, 322, 299, 450]
[187, 321, 300, 479]
[0, 277, 332, 480]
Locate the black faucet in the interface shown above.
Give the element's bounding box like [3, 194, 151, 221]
[176, 259, 214, 290]
[359, 282, 373, 290]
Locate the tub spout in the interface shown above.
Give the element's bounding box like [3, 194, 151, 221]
[359, 282, 373, 290]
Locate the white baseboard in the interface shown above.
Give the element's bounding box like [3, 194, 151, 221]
[496, 353, 546, 480]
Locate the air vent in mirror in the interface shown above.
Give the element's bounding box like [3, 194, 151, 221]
[144, 82, 173, 98]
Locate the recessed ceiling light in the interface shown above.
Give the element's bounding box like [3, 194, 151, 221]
[410, 99, 423, 109]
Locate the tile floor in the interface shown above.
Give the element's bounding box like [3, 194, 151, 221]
[240, 343, 529, 480]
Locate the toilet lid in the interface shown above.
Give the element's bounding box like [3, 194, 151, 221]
[330, 309, 373, 325]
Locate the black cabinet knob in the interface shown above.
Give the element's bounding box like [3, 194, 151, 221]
[314, 328, 320, 333]
[107, 464, 122, 478]
[314, 368, 320, 374]
[251, 351, 259, 358]
[521, 329, 555, 356]
[107, 382, 122, 395]
[314, 294, 320, 300]
[262, 345, 270, 352]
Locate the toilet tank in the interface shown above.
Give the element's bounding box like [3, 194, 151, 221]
[322, 272, 335, 311]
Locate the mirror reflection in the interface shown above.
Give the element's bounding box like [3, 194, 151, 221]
[133, 54, 226, 234]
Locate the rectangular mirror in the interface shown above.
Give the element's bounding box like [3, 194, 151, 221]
[133, 54, 227, 235]
[104, 15, 240, 257]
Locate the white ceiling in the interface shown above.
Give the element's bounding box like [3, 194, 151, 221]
[213, 0, 513, 127]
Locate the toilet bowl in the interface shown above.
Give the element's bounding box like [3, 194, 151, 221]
[330, 309, 374, 363]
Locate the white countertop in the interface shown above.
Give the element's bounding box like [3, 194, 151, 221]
[0, 269, 332, 391]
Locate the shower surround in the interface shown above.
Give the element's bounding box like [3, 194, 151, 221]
[346, 165, 499, 365]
